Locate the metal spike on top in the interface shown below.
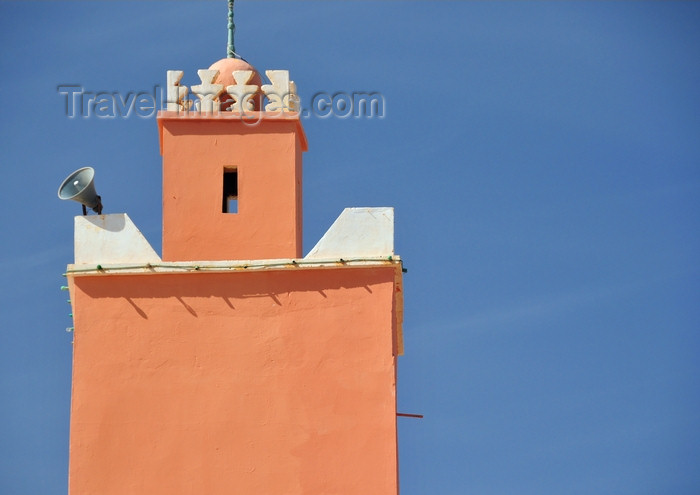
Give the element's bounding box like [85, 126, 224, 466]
[227, 0, 236, 58]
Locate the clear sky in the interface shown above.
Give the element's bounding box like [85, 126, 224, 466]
[1, 1, 699, 494]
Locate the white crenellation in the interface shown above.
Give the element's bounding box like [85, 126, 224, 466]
[191, 70, 224, 113]
[261, 70, 299, 113]
[226, 70, 258, 113]
[165, 69, 298, 114]
[288, 81, 299, 112]
[166, 70, 188, 111]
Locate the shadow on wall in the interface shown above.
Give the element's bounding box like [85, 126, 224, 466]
[75, 266, 395, 319]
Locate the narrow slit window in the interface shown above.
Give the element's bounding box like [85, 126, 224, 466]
[223, 168, 238, 213]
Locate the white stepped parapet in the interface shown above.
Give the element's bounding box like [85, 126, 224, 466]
[74, 214, 161, 264]
[191, 70, 224, 113]
[226, 70, 258, 113]
[305, 207, 394, 259]
[261, 70, 298, 112]
[165, 68, 299, 114]
[166, 70, 188, 111]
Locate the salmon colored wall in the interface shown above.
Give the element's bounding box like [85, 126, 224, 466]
[159, 114, 306, 261]
[68, 266, 399, 495]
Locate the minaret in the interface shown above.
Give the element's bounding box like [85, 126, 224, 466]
[159, 58, 304, 261]
[65, 6, 404, 495]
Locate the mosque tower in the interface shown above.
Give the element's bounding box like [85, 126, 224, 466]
[63, 4, 404, 494]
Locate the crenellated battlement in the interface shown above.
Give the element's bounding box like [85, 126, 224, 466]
[166, 68, 299, 114]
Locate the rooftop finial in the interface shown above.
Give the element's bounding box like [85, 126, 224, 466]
[227, 0, 236, 58]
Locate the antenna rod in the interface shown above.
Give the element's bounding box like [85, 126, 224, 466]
[227, 0, 236, 58]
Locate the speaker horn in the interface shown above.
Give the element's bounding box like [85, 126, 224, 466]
[58, 167, 103, 215]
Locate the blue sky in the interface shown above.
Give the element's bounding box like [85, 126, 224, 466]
[1, 1, 699, 494]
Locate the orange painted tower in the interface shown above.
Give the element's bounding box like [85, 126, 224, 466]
[64, 55, 404, 494]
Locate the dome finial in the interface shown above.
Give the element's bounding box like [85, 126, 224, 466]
[227, 0, 236, 58]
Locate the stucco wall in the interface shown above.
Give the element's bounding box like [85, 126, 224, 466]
[69, 265, 399, 495]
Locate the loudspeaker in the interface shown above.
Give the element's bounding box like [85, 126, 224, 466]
[58, 167, 103, 214]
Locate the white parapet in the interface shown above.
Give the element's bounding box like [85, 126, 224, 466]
[74, 214, 161, 265]
[305, 207, 394, 259]
[165, 68, 298, 114]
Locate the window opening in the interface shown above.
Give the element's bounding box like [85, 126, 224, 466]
[223, 168, 238, 213]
